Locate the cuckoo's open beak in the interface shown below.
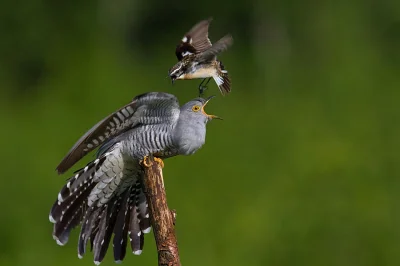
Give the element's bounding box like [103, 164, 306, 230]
[201, 95, 222, 120]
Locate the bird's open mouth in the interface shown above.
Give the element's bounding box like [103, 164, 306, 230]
[201, 95, 222, 120]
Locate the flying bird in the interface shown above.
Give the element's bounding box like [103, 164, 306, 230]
[49, 92, 220, 265]
[168, 18, 233, 96]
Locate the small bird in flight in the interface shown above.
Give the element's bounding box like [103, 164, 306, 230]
[168, 18, 233, 96]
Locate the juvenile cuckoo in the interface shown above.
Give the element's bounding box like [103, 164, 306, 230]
[49, 92, 219, 264]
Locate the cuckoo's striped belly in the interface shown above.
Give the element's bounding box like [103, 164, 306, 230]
[125, 124, 177, 159]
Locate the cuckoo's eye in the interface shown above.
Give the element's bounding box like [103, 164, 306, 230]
[192, 105, 201, 112]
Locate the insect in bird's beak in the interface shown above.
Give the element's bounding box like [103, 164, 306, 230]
[201, 95, 222, 120]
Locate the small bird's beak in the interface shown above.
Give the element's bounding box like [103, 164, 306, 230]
[201, 95, 222, 120]
[170, 75, 176, 85]
[168, 70, 176, 85]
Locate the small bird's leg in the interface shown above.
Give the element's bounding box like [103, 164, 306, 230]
[198, 78, 212, 97]
[198, 78, 206, 90]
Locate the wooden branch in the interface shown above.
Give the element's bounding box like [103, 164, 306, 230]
[142, 156, 181, 266]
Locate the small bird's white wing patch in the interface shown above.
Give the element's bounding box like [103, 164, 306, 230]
[175, 19, 213, 60]
[181, 51, 193, 57]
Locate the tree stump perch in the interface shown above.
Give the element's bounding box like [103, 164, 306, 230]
[142, 156, 181, 266]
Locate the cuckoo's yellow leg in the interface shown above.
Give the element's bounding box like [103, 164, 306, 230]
[142, 156, 164, 168]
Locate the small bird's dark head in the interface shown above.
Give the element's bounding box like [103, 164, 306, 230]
[180, 95, 221, 122]
[168, 62, 185, 84]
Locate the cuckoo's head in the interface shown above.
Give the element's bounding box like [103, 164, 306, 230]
[180, 95, 221, 123]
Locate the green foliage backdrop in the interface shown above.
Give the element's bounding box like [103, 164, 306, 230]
[1, 1, 399, 265]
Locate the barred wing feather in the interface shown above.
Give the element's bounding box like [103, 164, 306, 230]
[56, 92, 180, 174]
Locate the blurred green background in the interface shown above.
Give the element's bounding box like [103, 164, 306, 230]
[1, 0, 400, 265]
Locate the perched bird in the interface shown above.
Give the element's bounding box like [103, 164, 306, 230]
[168, 18, 233, 96]
[49, 92, 220, 265]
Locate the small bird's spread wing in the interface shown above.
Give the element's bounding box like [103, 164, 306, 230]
[175, 18, 213, 60]
[198, 34, 233, 62]
[56, 92, 180, 174]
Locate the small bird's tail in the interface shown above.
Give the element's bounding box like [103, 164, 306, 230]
[213, 61, 231, 95]
[49, 147, 151, 264]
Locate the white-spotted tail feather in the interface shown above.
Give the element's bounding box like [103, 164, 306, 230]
[51, 154, 150, 264]
[213, 70, 231, 95]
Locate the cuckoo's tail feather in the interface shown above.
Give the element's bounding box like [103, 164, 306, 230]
[134, 180, 151, 233]
[78, 200, 112, 264]
[52, 204, 85, 246]
[49, 153, 110, 229]
[50, 160, 99, 245]
[71, 183, 149, 263]
[113, 190, 131, 262]
[78, 206, 99, 258]
[54, 155, 108, 210]
[50, 149, 150, 263]
[129, 188, 144, 255]
[93, 196, 122, 265]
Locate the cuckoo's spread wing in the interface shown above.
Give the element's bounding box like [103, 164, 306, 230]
[56, 92, 180, 174]
[175, 18, 213, 60]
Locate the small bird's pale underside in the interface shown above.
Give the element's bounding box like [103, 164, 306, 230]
[176, 67, 217, 80]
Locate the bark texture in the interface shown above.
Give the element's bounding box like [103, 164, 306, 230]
[142, 156, 181, 266]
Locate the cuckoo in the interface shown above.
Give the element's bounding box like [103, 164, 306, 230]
[49, 92, 220, 264]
